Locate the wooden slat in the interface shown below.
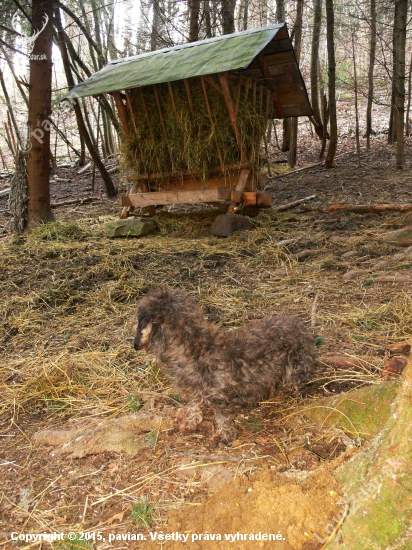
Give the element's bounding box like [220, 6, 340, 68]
[127, 163, 251, 182]
[258, 53, 283, 117]
[184, 79, 195, 117]
[149, 173, 241, 191]
[228, 168, 251, 213]
[219, 73, 246, 162]
[113, 91, 129, 137]
[120, 187, 233, 207]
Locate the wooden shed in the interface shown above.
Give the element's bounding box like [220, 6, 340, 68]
[65, 23, 312, 216]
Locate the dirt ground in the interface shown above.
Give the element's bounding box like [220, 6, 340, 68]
[0, 133, 411, 549]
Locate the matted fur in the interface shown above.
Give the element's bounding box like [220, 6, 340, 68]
[134, 287, 316, 445]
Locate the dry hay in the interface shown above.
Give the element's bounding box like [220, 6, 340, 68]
[121, 77, 268, 180]
[0, 208, 411, 546]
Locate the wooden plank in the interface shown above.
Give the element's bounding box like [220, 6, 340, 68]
[245, 50, 296, 71]
[256, 192, 273, 207]
[258, 53, 283, 117]
[120, 187, 233, 207]
[243, 191, 257, 206]
[261, 38, 293, 55]
[156, 173, 240, 191]
[280, 103, 313, 117]
[218, 73, 246, 162]
[127, 163, 251, 182]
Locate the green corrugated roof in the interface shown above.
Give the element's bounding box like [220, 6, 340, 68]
[65, 24, 285, 100]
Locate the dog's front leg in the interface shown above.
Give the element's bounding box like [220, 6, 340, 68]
[212, 407, 237, 446]
[175, 401, 203, 433]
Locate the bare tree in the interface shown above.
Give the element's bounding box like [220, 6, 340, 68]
[393, 0, 407, 168]
[189, 0, 200, 41]
[366, 0, 376, 150]
[221, 0, 236, 34]
[310, 0, 324, 138]
[324, 0, 337, 168]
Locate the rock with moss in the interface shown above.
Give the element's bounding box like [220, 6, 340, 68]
[106, 218, 156, 238]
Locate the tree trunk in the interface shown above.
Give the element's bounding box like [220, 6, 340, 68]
[352, 33, 361, 169]
[204, 0, 213, 37]
[221, 0, 236, 34]
[394, 0, 407, 169]
[151, 0, 163, 51]
[25, 0, 54, 230]
[388, 1, 399, 145]
[55, 7, 117, 197]
[287, 0, 303, 168]
[310, 0, 323, 136]
[276, 0, 285, 22]
[189, 0, 200, 41]
[366, 0, 376, 150]
[325, 0, 337, 168]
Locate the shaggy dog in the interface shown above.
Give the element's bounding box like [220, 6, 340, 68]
[134, 287, 316, 445]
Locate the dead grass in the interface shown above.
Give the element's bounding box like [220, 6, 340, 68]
[0, 207, 410, 547]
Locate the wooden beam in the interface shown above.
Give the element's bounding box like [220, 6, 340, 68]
[201, 77, 225, 168]
[218, 73, 246, 162]
[228, 168, 251, 213]
[113, 91, 129, 137]
[120, 187, 233, 208]
[127, 163, 251, 182]
[184, 79, 195, 117]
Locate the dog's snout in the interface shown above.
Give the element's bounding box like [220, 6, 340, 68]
[134, 340, 141, 351]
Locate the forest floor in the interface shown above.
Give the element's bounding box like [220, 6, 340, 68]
[0, 133, 411, 549]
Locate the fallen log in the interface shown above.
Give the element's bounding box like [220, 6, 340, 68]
[50, 196, 100, 208]
[301, 203, 412, 214]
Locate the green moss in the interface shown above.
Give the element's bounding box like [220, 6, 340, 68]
[303, 381, 399, 439]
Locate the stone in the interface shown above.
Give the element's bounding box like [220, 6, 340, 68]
[384, 225, 412, 247]
[106, 218, 156, 238]
[210, 214, 253, 237]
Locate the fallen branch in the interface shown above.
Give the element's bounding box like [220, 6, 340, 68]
[320, 355, 379, 369]
[273, 194, 316, 212]
[50, 196, 100, 208]
[0, 187, 10, 197]
[301, 203, 412, 214]
[271, 150, 357, 179]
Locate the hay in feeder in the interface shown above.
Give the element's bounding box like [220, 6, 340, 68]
[120, 77, 269, 182]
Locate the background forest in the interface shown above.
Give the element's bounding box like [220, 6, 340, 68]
[0, 0, 410, 231]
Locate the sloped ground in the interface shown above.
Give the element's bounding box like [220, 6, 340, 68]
[0, 137, 411, 549]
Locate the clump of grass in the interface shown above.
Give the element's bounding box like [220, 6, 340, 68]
[55, 534, 93, 549]
[130, 500, 154, 527]
[26, 220, 88, 242]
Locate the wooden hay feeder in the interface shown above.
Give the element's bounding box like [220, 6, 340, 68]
[65, 24, 312, 216]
